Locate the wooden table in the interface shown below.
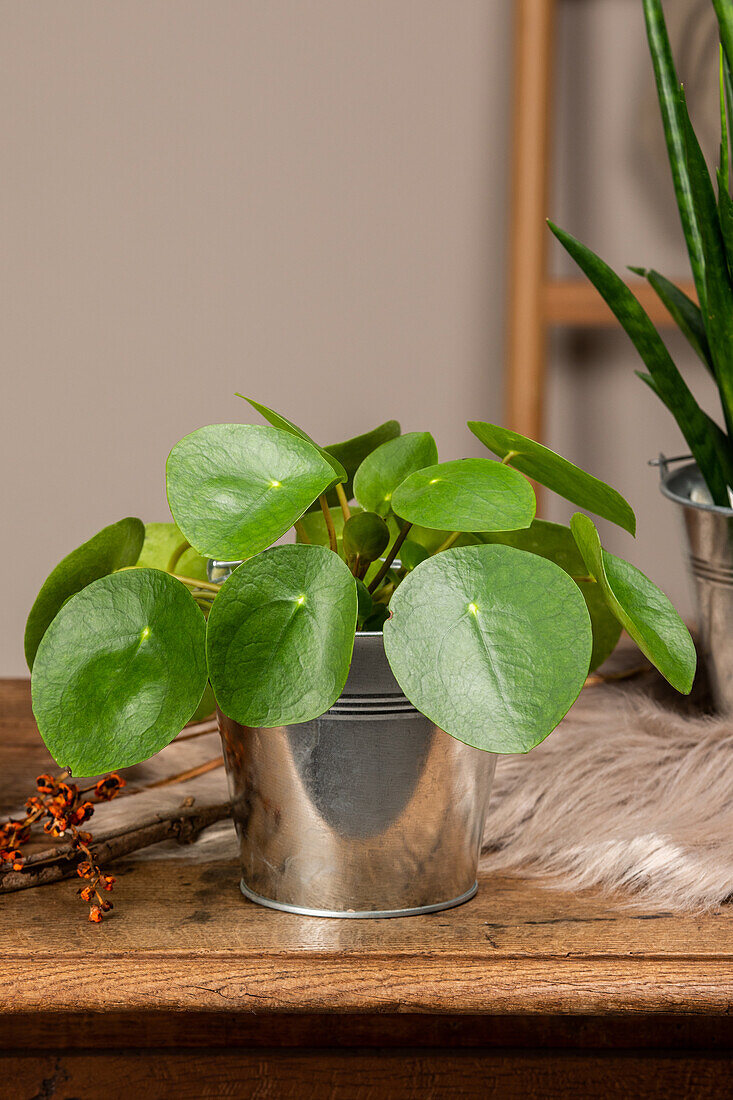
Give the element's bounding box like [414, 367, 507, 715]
[2, 679, 732, 1098]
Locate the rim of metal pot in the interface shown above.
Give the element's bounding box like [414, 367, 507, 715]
[651, 453, 733, 517]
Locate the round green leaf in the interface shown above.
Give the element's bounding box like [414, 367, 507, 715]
[406, 525, 479, 553]
[24, 517, 145, 670]
[296, 503, 361, 547]
[176, 546, 209, 583]
[475, 519, 622, 670]
[322, 420, 401, 501]
[343, 512, 390, 564]
[383, 545, 592, 753]
[570, 513, 696, 693]
[468, 421, 636, 536]
[206, 544, 357, 726]
[398, 539, 429, 571]
[353, 432, 438, 516]
[238, 396, 347, 484]
[166, 424, 336, 560]
[135, 522, 188, 571]
[391, 459, 536, 533]
[31, 569, 208, 776]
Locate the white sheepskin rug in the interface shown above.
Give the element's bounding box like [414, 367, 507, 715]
[480, 665, 733, 911]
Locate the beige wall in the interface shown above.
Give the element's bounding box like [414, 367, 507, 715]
[1, 0, 712, 675]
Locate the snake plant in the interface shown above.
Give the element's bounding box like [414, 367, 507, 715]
[551, 0, 733, 507]
[26, 399, 694, 776]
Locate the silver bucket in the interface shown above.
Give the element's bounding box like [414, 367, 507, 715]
[217, 632, 496, 918]
[656, 455, 733, 713]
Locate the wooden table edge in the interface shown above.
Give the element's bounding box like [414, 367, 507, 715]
[2, 955, 732, 1016]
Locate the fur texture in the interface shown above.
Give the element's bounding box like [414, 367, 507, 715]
[481, 681, 733, 911]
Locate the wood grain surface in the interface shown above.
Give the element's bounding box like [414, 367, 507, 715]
[2, 678, 732, 1098]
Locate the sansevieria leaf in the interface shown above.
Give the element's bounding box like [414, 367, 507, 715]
[643, 0, 707, 309]
[548, 221, 733, 506]
[629, 267, 713, 376]
[678, 88, 733, 439]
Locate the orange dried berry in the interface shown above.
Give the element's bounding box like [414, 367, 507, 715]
[78, 885, 94, 902]
[76, 830, 93, 844]
[57, 783, 77, 807]
[70, 802, 94, 826]
[43, 818, 68, 837]
[76, 861, 93, 878]
[100, 900, 113, 912]
[101, 874, 115, 891]
[88, 905, 103, 923]
[94, 774, 126, 801]
[36, 774, 56, 794]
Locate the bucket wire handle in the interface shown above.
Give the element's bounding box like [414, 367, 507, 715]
[648, 453, 692, 481]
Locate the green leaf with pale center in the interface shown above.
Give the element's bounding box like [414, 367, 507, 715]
[353, 432, 438, 516]
[570, 513, 696, 694]
[383, 545, 592, 753]
[391, 458, 535, 532]
[24, 517, 145, 670]
[469, 421, 636, 535]
[237, 396, 347, 484]
[31, 569, 208, 776]
[166, 424, 335, 560]
[206, 544, 357, 726]
[475, 520, 622, 670]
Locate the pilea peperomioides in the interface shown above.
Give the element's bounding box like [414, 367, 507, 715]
[27, 400, 696, 775]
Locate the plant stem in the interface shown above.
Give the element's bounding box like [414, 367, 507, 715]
[172, 574, 220, 593]
[167, 541, 191, 573]
[319, 494, 338, 552]
[501, 450, 519, 465]
[335, 482, 352, 522]
[433, 531, 461, 554]
[368, 522, 412, 593]
[294, 519, 311, 544]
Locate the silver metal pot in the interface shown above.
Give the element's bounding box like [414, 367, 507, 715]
[656, 455, 733, 712]
[217, 632, 496, 918]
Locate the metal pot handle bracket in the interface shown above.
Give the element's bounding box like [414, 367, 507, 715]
[648, 453, 693, 482]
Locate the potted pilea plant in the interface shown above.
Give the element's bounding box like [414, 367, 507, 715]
[550, 0, 733, 711]
[26, 398, 695, 917]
